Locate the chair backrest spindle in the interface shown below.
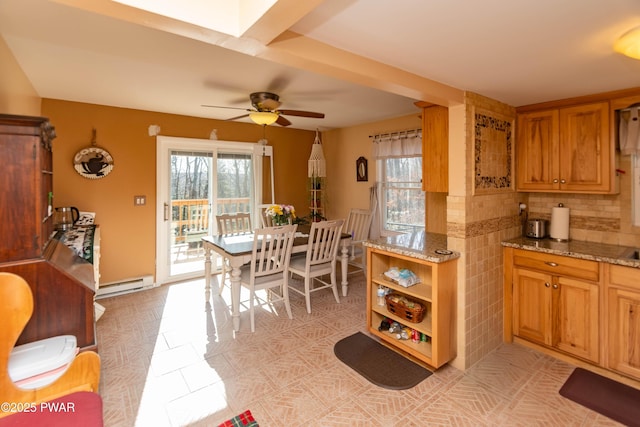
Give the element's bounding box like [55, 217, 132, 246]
[250, 225, 297, 280]
[306, 219, 344, 266]
[217, 212, 252, 236]
[345, 208, 372, 242]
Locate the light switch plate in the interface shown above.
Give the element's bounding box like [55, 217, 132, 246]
[134, 195, 146, 206]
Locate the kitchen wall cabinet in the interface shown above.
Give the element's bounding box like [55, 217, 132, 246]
[516, 101, 614, 193]
[606, 264, 640, 379]
[0, 114, 96, 350]
[366, 246, 456, 369]
[418, 104, 448, 193]
[509, 249, 600, 363]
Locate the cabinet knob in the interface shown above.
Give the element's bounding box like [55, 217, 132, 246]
[553, 179, 559, 183]
[545, 282, 551, 287]
[552, 284, 559, 289]
[560, 179, 566, 184]
[544, 261, 558, 267]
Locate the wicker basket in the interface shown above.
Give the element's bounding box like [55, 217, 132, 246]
[385, 293, 425, 323]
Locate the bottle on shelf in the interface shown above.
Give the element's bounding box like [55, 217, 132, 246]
[377, 286, 386, 306]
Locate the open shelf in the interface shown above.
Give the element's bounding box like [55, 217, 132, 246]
[370, 303, 433, 337]
[366, 246, 457, 369]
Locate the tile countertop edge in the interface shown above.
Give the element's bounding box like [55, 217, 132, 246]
[363, 232, 460, 263]
[502, 237, 640, 269]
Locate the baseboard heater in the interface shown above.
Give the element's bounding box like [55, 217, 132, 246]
[95, 275, 154, 299]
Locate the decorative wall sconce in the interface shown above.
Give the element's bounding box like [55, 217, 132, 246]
[148, 124, 161, 136]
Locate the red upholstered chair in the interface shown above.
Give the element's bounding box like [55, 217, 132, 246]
[0, 272, 102, 425]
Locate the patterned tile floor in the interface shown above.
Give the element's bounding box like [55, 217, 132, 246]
[96, 273, 623, 426]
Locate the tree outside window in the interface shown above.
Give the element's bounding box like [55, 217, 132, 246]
[381, 157, 424, 233]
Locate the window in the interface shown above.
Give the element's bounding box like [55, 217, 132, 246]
[379, 156, 425, 233]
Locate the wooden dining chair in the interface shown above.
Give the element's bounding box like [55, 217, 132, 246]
[339, 208, 373, 278]
[260, 208, 273, 227]
[238, 224, 297, 332]
[288, 219, 344, 314]
[217, 212, 252, 235]
[216, 212, 253, 295]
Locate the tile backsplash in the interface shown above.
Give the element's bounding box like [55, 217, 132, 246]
[526, 156, 639, 247]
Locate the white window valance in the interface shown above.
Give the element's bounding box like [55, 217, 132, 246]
[371, 129, 422, 158]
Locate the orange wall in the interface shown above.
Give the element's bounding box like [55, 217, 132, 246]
[42, 99, 314, 284]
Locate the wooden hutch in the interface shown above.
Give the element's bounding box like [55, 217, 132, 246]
[0, 114, 96, 351]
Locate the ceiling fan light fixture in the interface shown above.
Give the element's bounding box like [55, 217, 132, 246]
[249, 111, 278, 125]
[614, 25, 640, 60]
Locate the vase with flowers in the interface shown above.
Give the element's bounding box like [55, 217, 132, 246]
[266, 204, 296, 226]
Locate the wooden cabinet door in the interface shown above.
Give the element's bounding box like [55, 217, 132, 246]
[513, 267, 552, 345]
[608, 287, 640, 378]
[516, 109, 559, 191]
[421, 105, 448, 192]
[0, 134, 40, 262]
[558, 102, 610, 192]
[554, 276, 599, 363]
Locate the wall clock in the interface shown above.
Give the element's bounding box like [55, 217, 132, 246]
[73, 129, 114, 179]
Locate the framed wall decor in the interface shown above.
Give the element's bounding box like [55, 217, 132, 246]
[73, 129, 114, 179]
[356, 156, 368, 182]
[473, 108, 514, 194]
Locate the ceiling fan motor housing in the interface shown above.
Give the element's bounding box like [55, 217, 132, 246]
[250, 92, 280, 111]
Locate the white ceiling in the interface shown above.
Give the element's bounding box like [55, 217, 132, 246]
[1, 0, 639, 130]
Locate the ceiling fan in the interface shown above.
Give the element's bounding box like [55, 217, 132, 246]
[202, 92, 325, 126]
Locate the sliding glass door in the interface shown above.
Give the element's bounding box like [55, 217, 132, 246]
[156, 136, 259, 285]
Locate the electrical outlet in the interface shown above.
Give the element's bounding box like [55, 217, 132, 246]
[134, 195, 146, 206]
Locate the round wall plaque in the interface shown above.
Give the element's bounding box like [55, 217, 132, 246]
[73, 146, 114, 179]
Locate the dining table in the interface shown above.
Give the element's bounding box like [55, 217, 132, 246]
[202, 225, 353, 331]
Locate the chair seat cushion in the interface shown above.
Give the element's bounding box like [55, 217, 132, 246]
[0, 392, 103, 427]
[239, 265, 285, 288]
[289, 256, 333, 276]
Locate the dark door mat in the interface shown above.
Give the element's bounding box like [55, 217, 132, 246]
[334, 332, 432, 390]
[559, 367, 640, 427]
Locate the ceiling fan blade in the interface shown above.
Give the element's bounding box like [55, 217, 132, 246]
[226, 113, 251, 121]
[276, 115, 292, 126]
[201, 105, 252, 112]
[266, 74, 292, 94]
[278, 109, 325, 119]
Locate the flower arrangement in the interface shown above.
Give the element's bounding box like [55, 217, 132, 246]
[265, 204, 296, 225]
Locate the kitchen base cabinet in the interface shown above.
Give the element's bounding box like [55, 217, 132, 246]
[509, 248, 600, 364]
[366, 247, 456, 369]
[607, 264, 640, 379]
[513, 268, 551, 345]
[554, 276, 599, 362]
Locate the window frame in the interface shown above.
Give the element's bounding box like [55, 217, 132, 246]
[376, 155, 425, 235]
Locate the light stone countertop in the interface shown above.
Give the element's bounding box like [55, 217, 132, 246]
[363, 231, 459, 263]
[501, 237, 640, 268]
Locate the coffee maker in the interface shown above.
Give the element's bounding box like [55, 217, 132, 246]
[54, 206, 79, 231]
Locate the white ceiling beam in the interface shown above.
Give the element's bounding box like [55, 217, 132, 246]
[239, 0, 327, 44]
[261, 31, 464, 107]
[50, 0, 463, 106]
